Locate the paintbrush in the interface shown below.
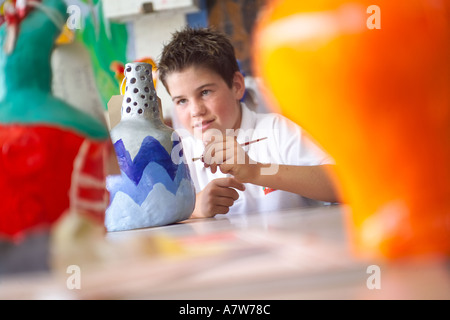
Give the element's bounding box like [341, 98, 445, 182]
[191, 137, 268, 162]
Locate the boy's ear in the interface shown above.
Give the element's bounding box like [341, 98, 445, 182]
[232, 71, 246, 100]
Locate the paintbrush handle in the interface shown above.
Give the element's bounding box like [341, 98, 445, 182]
[240, 137, 268, 147]
[192, 137, 268, 161]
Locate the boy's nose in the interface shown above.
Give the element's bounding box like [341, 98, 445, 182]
[190, 100, 207, 117]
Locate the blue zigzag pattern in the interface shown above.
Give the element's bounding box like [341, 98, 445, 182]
[108, 136, 192, 206]
[113, 136, 181, 185]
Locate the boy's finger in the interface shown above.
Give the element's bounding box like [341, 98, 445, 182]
[221, 187, 241, 201]
[211, 149, 227, 164]
[212, 205, 230, 215]
[203, 135, 214, 146]
[204, 135, 234, 150]
[203, 145, 236, 165]
[218, 163, 233, 175]
[202, 129, 220, 145]
[206, 163, 219, 174]
[210, 183, 240, 201]
[202, 142, 216, 164]
[214, 196, 235, 208]
[203, 144, 226, 164]
[214, 177, 246, 191]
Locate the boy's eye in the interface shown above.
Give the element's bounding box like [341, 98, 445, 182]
[201, 89, 211, 96]
[176, 99, 187, 105]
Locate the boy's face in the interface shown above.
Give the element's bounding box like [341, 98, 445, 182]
[165, 65, 245, 139]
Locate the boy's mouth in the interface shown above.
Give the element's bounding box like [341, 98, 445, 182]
[193, 119, 215, 130]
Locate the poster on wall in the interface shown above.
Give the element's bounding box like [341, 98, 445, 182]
[207, 0, 267, 76]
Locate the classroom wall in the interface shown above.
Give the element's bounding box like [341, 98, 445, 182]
[132, 10, 189, 122]
[57, 0, 270, 125]
[130, 0, 270, 125]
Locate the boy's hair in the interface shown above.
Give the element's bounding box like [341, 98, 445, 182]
[158, 26, 240, 92]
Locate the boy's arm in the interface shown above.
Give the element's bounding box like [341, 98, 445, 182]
[202, 138, 340, 203]
[237, 163, 340, 203]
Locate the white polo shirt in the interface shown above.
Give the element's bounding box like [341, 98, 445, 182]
[176, 104, 334, 215]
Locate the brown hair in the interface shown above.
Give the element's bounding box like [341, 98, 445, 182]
[158, 26, 240, 92]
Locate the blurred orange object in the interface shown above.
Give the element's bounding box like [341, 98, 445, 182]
[253, 0, 450, 260]
[55, 24, 75, 45]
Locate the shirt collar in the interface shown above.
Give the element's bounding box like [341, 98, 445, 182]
[236, 103, 257, 143]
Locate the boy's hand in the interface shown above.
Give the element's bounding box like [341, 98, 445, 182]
[191, 177, 245, 218]
[202, 135, 259, 183]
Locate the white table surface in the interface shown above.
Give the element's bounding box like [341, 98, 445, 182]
[1, 204, 449, 300]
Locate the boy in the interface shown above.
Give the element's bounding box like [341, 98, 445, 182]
[158, 27, 339, 218]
